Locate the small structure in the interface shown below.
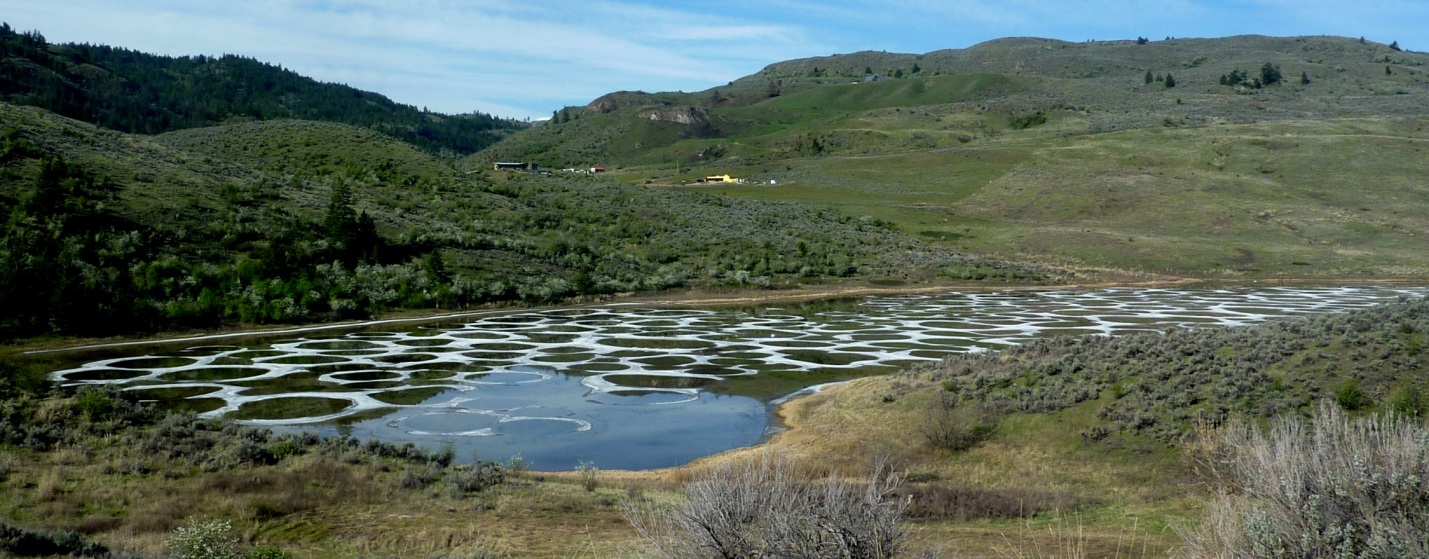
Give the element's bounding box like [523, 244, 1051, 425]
[704, 174, 738, 183]
[590, 166, 606, 173]
[494, 162, 535, 171]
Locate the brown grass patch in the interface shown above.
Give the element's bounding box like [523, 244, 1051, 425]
[897, 484, 1092, 521]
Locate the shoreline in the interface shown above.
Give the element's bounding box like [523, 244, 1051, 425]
[18, 278, 1429, 483]
[16, 274, 1426, 356]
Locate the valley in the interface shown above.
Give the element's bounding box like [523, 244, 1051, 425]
[2, 25, 1428, 559]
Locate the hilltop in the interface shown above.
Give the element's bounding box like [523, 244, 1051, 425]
[0, 24, 526, 154]
[478, 35, 1429, 277]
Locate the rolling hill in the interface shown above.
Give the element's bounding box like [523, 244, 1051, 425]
[477, 35, 1429, 277]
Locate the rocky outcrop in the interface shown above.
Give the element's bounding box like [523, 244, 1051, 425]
[636, 105, 709, 125]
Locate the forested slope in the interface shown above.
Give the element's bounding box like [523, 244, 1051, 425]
[0, 24, 525, 154]
[0, 103, 1058, 341]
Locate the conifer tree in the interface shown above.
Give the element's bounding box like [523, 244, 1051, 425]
[1260, 62, 1282, 85]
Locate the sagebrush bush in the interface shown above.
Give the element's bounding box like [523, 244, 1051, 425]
[449, 462, 507, 494]
[1180, 402, 1429, 558]
[625, 455, 913, 559]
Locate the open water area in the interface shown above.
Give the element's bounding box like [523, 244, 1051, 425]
[41, 285, 1427, 470]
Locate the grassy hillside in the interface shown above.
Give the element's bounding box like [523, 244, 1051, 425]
[155, 120, 460, 184]
[479, 35, 1429, 277]
[0, 103, 1057, 341]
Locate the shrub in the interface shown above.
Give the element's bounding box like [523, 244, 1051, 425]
[576, 459, 599, 492]
[1386, 385, 1423, 418]
[449, 462, 506, 494]
[1334, 379, 1369, 411]
[504, 454, 529, 479]
[625, 455, 911, 559]
[1009, 110, 1047, 130]
[1180, 402, 1429, 558]
[920, 396, 999, 452]
[0, 522, 109, 557]
[399, 465, 442, 490]
[167, 517, 242, 559]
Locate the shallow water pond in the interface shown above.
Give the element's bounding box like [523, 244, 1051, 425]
[44, 286, 1426, 469]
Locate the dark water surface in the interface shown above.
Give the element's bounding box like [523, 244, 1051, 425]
[44, 286, 1426, 469]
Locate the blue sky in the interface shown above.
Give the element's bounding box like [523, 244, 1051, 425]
[2, 1, 1423, 120]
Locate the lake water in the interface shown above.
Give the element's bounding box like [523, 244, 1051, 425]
[46, 286, 1426, 470]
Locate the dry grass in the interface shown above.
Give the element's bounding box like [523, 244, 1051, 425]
[0, 442, 643, 558]
[603, 376, 1191, 557]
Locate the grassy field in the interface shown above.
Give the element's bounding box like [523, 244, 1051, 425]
[676, 116, 1429, 276]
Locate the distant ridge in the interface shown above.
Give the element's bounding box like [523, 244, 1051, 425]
[482, 34, 1426, 169]
[0, 23, 527, 154]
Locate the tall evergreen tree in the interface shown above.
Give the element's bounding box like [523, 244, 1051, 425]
[1260, 62, 1282, 85]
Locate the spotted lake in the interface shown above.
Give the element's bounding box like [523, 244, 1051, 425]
[41, 286, 1426, 470]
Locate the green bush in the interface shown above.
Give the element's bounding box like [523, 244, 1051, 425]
[0, 522, 108, 557]
[1008, 110, 1047, 130]
[1387, 385, 1423, 418]
[1334, 379, 1369, 411]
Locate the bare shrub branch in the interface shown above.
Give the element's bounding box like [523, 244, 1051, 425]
[1179, 401, 1429, 558]
[625, 454, 914, 559]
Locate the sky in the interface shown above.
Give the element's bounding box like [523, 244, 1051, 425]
[2, 1, 1424, 120]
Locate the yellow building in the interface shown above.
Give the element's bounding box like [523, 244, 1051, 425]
[703, 174, 738, 183]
